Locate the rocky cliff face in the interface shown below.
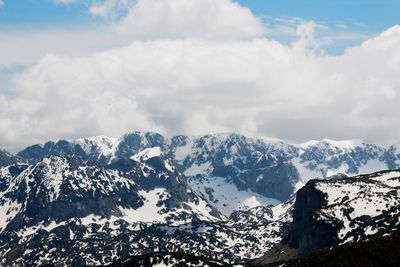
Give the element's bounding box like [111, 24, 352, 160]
[283, 180, 340, 257]
[257, 170, 400, 265]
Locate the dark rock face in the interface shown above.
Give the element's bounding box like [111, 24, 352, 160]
[17, 140, 87, 163]
[283, 180, 340, 257]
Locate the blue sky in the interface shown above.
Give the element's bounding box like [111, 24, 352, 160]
[0, 0, 398, 55]
[0, 0, 398, 33]
[0, 0, 89, 28]
[238, 0, 399, 32]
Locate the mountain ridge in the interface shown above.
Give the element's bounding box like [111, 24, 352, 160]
[15, 131, 400, 204]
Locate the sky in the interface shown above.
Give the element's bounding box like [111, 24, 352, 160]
[0, 0, 399, 151]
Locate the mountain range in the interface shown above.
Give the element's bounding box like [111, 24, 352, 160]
[0, 131, 400, 266]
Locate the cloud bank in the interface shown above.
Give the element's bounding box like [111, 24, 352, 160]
[1, 0, 400, 151]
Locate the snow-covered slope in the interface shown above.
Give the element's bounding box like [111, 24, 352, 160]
[315, 170, 400, 244]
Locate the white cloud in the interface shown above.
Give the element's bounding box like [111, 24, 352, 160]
[0, 0, 4, 7]
[89, 0, 132, 19]
[53, 0, 76, 5]
[0, 0, 399, 151]
[1, 25, 400, 151]
[0, 0, 265, 68]
[262, 16, 373, 56]
[0, 28, 132, 67]
[91, 0, 265, 40]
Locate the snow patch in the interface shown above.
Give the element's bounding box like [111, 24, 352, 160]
[132, 147, 163, 161]
[184, 162, 212, 176]
[0, 200, 21, 232]
[174, 142, 193, 161]
[188, 176, 280, 216]
[119, 188, 168, 223]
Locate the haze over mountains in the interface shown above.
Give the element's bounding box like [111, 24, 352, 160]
[0, 131, 399, 266]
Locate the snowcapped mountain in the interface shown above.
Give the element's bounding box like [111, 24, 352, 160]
[168, 133, 299, 213]
[17, 132, 301, 207]
[256, 170, 400, 265]
[16, 132, 400, 207]
[17, 132, 168, 165]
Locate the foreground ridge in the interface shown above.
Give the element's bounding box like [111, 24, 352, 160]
[256, 170, 400, 264]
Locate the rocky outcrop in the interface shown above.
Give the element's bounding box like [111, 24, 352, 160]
[256, 170, 400, 265]
[283, 180, 340, 257]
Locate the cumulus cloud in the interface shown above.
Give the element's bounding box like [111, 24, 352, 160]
[1, 0, 400, 151]
[0, 28, 132, 67]
[1, 24, 399, 151]
[0, 0, 264, 68]
[91, 0, 265, 40]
